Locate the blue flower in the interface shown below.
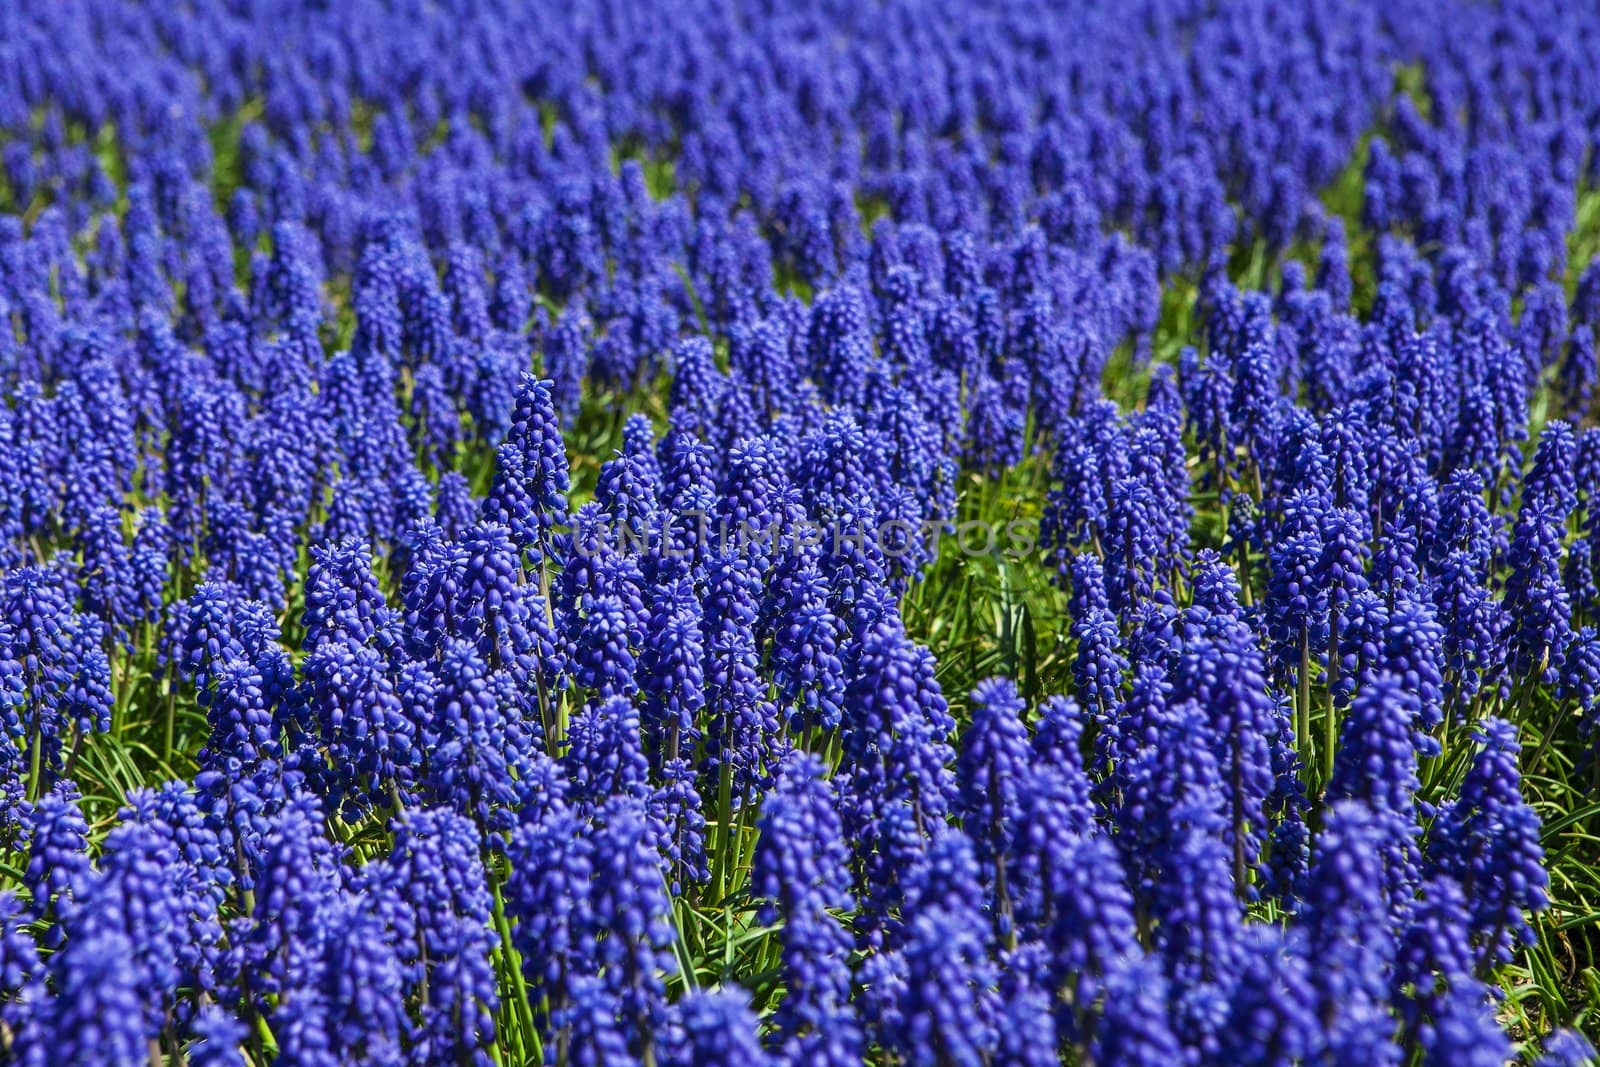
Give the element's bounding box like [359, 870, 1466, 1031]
[1219, 927, 1324, 1067]
[751, 755, 858, 1061]
[588, 795, 676, 1058]
[956, 677, 1031, 919]
[507, 797, 593, 1045]
[886, 907, 999, 1067]
[483, 376, 571, 562]
[1068, 554, 1128, 721]
[363, 807, 497, 1065]
[1302, 802, 1404, 1065]
[1538, 1029, 1600, 1067]
[1092, 955, 1184, 1067]
[186, 1007, 248, 1067]
[16, 929, 149, 1066]
[1427, 718, 1549, 969]
[666, 988, 771, 1067]
[24, 782, 90, 924]
[1419, 984, 1513, 1067]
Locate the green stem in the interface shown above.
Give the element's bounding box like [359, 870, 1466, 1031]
[163, 676, 177, 765]
[492, 883, 540, 1065]
[1324, 609, 1341, 786]
[1296, 632, 1312, 779]
[710, 761, 735, 906]
[25, 722, 41, 803]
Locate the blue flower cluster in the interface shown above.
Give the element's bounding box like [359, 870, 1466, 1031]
[0, 0, 1596, 1063]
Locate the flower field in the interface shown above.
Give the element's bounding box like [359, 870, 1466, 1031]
[3, 0, 1600, 1063]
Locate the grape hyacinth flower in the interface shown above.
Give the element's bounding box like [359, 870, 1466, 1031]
[751, 755, 861, 1065]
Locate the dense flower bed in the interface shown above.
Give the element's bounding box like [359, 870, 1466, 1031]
[0, 0, 1597, 1063]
